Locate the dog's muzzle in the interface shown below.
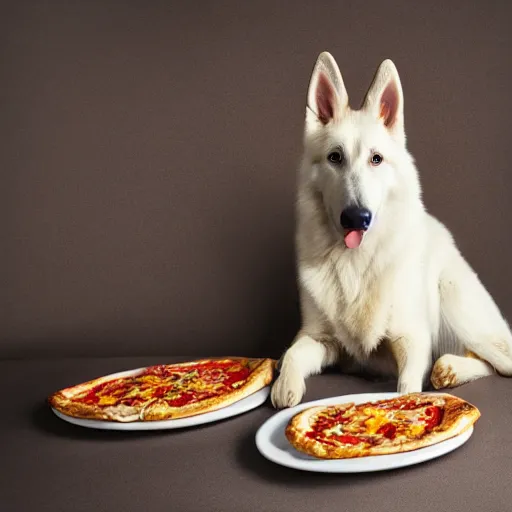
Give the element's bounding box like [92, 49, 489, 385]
[340, 206, 372, 231]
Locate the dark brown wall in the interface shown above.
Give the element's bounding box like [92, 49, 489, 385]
[2, 1, 512, 359]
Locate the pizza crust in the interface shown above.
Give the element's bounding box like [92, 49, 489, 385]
[285, 393, 480, 459]
[49, 357, 275, 422]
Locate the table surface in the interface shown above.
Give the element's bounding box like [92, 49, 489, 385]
[2, 356, 511, 512]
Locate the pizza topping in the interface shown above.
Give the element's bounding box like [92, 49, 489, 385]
[66, 359, 255, 411]
[407, 423, 426, 437]
[376, 422, 397, 439]
[167, 392, 196, 407]
[334, 434, 362, 445]
[424, 406, 443, 431]
[304, 395, 449, 449]
[221, 368, 252, 388]
[364, 409, 390, 434]
[397, 399, 422, 410]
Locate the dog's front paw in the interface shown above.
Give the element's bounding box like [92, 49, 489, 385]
[271, 366, 305, 409]
[396, 378, 422, 395]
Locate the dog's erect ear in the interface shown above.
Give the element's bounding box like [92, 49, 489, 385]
[362, 59, 405, 143]
[306, 52, 348, 128]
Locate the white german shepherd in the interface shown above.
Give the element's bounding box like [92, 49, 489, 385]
[271, 51, 512, 408]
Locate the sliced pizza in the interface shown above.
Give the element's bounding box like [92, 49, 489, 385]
[285, 393, 480, 459]
[49, 357, 274, 422]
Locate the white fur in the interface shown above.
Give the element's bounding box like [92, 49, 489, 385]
[271, 52, 512, 408]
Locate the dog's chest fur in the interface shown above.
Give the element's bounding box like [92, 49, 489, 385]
[300, 246, 393, 361]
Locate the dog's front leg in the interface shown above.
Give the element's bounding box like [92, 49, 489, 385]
[271, 333, 338, 409]
[388, 334, 431, 394]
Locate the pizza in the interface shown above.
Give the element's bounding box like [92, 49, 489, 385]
[285, 393, 480, 459]
[49, 357, 274, 422]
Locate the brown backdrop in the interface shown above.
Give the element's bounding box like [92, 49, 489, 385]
[2, 1, 512, 359]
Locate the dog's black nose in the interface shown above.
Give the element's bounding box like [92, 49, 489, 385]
[340, 206, 372, 230]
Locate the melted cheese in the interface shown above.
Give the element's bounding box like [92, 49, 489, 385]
[408, 424, 425, 437]
[323, 423, 345, 437]
[362, 407, 385, 417]
[364, 414, 389, 435]
[360, 407, 391, 434]
[98, 395, 118, 406]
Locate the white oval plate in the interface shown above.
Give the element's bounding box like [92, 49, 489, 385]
[255, 392, 474, 473]
[51, 365, 270, 430]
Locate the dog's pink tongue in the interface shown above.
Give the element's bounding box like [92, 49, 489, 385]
[344, 230, 364, 249]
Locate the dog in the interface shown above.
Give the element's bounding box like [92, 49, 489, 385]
[271, 51, 512, 408]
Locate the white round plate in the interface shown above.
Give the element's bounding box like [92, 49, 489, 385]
[51, 365, 270, 430]
[255, 392, 474, 473]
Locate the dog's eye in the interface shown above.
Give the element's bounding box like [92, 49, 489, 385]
[328, 151, 344, 165]
[371, 153, 383, 166]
